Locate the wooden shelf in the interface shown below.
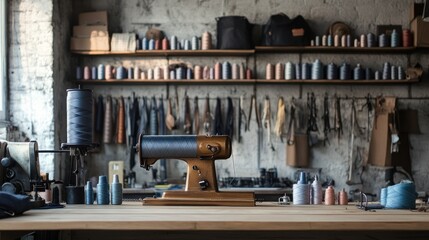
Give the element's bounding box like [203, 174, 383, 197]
[71, 49, 255, 57]
[76, 78, 419, 85]
[255, 46, 416, 54]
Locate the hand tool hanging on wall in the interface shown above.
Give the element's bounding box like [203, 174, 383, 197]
[333, 95, 343, 144]
[347, 98, 364, 185]
[158, 96, 167, 181]
[246, 95, 261, 131]
[174, 88, 180, 128]
[193, 96, 200, 135]
[116, 96, 126, 144]
[237, 95, 247, 143]
[103, 96, 113, 144]
[262, 96, 274, 150]
[274, 97, 286, 142]
[322, 93, 331, 146]
[224, 97, 234, 140]
[360, 94, 373, 141]
[125, 97, 131, 147]
[214, 97, 224, 135]
[166, 98, 176, 131]
[307, 92, 319, 146]
[184, 94, 192, 134]
[128, 93, 140, 170]
[138, 97, 149, 135]
[203, 95, 212, 134]
[149, 96, 158, 135]
[95, 95, 104, 140]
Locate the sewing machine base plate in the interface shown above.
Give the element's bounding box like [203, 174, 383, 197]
[142, 190, 255, 206]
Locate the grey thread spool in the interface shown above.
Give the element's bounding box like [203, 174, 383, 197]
[85, 181, 93, 205]
[293, 184, 311, 205]
[128, 67, 134, 80]
[175, 67, 184, 80]
[202, 31, 212, 50]
[116, 66, 125, 80]
[374, 70, 381, 80]
[170, 36, 177, 50]
[285, 62, 295, 80]
[222, 61, 231, 80]
[97, 64, 105, 80]
[301, 63, 311, 80]
[184, 40, 191, 50]
[149, 39, 156, 50]
[327, 35, 333, 46]
[186, 68, 193, 80]
[360, 34, 366, 47]
[346, 34, 351, 47]
[203, 66, 210, 79]
[76, 66, 82, 80]
[142, 37, 148, 50]
[209, 67, 215, 80]
[315, 36, 320, 46]
[154, 66, 161, 80]
[398, 66, 405, 80]
[365, 67, 373, 80]
[275, 62, 284, 80]
[310, 40, 314, 46]
[353, 64, 364, 80]
[266, 63, 274, 80]
[379, 34, 387, 47]
[97, 175, 109, 205]
[354, 39, 359, 47]
[391, 65, 397, 80]
[311, 177, 322, 205]
[91, 66, 97, 80]
[311, 59, 323, 80]
[67, 89, 93, 145]
[191, 36, 199, 50]
[367, 33, 376, 48]
[231, 63, 239, 80]
[340, 63, 351, 80]
[295, 63, 301, 80]
[327, 63, 338, 80]
[322, 35, 327, 46]
[111, 174, 122, 205]
[382, 62, 391, 80]
[169, 70, 175, 80]
[391, 29, 400, 48]
[136, 38, 140, 50]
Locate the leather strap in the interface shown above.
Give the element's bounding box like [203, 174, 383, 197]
[103, 96, 113, 144]
[116, 96, 125, 144]
[274, 97, 286, 141]
[214, 97, 224, 135]
[225, 97, 234, 139]
[193, 96, 200, 135]
[184, 95, 191, 134]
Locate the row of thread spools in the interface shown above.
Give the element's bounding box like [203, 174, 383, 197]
[292, 172, 348, 205]
[84, 174, 123, 205]
[76, 62, 253, 81]
[136, 32, 213, 51]
[265, 61, 406, 80]
[311, 29, 412, 48]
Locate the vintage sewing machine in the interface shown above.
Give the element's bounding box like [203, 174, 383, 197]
[136, 135, 255, 206]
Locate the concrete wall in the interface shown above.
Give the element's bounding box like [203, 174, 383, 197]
[7, 0, 429, 197]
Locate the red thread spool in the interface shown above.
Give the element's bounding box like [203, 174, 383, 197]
[202, 31, 212, 50]
[402, 29, 412, 47]
[324, 186, 335, 205]
[246, 68, 252, 79]
[214, 62, 222, 80]
[338, 188, 348, 205]
[105, 65, 113, 80]
[155, 39, 161, 50]
[162, 38, 169, 50]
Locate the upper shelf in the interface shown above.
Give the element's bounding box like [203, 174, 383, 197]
[71, 46, 417, 57]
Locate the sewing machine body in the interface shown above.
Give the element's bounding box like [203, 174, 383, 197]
[137, 135, 255, 206]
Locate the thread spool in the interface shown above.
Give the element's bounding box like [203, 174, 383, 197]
[148, 39, 155, 50]
[162, 37, 169, 50]
[194, 65, 202, 80]
[338, 188, 348, 205]
[322, 35, 327, 46]
[402, 29, 412, 47]
[311, 59, 323, 80]
[91, 66, 97, 80]
[327, 63, 338, 80]
[353, 64, 364, 80]
[246, 68, 252, 79]
[147, 68, 153, 80]
[391, 29, 400, 48]
[231, 63, 239, 80]
[378, 34, 387, 47]
[175, 67, 184, 80]
[142, 37, 148, 50]
[354, 39, 359, 47]
[76, 66, 82, 80]
[153, 66, 161, 80]
[374, 70, 381, 80]
[327, 35, 333, 46]
[266, 63, 274, 80]
[339, 63, 351, 80]
[239, 64, 245, 79]
[298, 171, 307, 184]
[214, 62, 222, 80]
[209, 67, 215, 80]
[203, 66, 210, 79]
[111, 174, 123, 205]
[310, 39, 315, 46]
[382, 62, 391, 80]
[97, 64, 105, 80]
[222, 61, 231, 80]
[334, 34, 340, 47]
[127, 67, 134, 80]
[66, 89, 93, 145]
[365, 67, 373, 80]
[184, 40, 191, 50]
[275, 63, 284, 80]
[285, 62, 295, 80]
[134, 67, 140, 80]
[391, 65, 397, 80]
[380, 187, 387, 206]
[367, 33, 376, 47]
[105, 65, 113, 80]
[83, 66, 90, 80]
[97, 175, 109, 205]
[116, 66, 125, 80]
[136, 38, 141, 50]
[191, 36, 199, 50]
[170, 36, 177, 50]
[315, 36, 320, 46]
[346, 34, 351, 47]
[301, 63, 311, 80]
[341, 35, 347, 47]
[202, 31, 212, 50]
[85, 181, 94, 205]
[385, 180, 417, 209]
[169, 70, 175, 80]
[324, 186, 335, 205]
[311, 176, 322, 205]
[155, 39, 161, 50]
[141, 71, 146, 80]
[186, 68, 193, 80]
[103, 96, 113, 143]
[163, 66, 169, 80]
[398, 66, 405, 80]
[295, 63, 301, 80]
[293, 184, 311, 205]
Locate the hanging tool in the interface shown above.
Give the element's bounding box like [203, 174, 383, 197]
[184, 94, 192, 134]
[138, 97, 148, 135]
[194, 96, 200, 135]
[238, 95, 247, 143]
[274, 97, 286, 142]
[287, 100, 296, 145]
[214, 97, 224, 135]
[116, 96, 125, 144]
[128, 93, 140, 170]
[333, 94, 343, 144]
[262, 96, 274, 150]
[225, 97, 234, 140]
[307, 92, 319, 146]
[103, 96, 113, 144]
[166, 98, 176, 131]
[203, 95, 212, 134]
[347, 98, 365, 185]
[359, 94, 373, 141]
[246, 95, 261, 131]
[322, 93, 331, 146]
[149, 96, 158, 135]
[95, 95, 104, 140]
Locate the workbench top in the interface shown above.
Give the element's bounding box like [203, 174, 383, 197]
[1, 202, 428, 231]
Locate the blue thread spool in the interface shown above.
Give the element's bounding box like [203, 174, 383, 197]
[184, 40, 191, 50]
[391, 29, 400, 48]
[85, 181, 94, 205]
[116, 66, 125, 80]
[91, 66, 97, 80]
[209, 67, 215, 80]
[135, 38, 141, 50]
[97, 64, 105, 80]
[97, 175, 109, 205]
[170, 36, 177, 50]
[398, 66, 405, 80]
[380, 187, 387, 206]
[191, 36, 199, 50]
[222, 61, 232, 80]
[294, 63, 301, 80]
[340, 63, 351, 80]
[327, 35, 333, 47]
[385, 181, 417, 209]
[128, 67, 134, 80]
[285, 62, 295, 80]
[175, 67, 184, 80]
[315, 36, 320, 46]
[76, 66, 82, 80]
[142, 38, 148, 50]
[353, 64, 364, 80]
[365, 67, 373, 80]
[367, 33, 376, 48]
[327, 63, 338, 80]
[382, 62, 391, 80]
[186, 68, 193, 79]
[110, 174, 122, 205]
[346, 34, 351, 47]
[148, 39, 155, 50]
[301, 63, 311, 80]
[391, 65, 397, 80]
[378, 34, 388, 47]
[311, 59, 323, 80]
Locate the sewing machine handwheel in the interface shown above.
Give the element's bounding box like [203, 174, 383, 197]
[199, 180, 209, 190]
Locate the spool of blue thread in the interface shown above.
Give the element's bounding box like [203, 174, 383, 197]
[191, 36, 199, 50]
[301, 63, 311, 80]
[142, 38, 148, 50]
[97, 175, 109, 205]
[175, 67, 184, 80]
[353, 64, 364, 80]
[340, 63, 351, 80]
[110, 174, 123, 205]
[85, 181, 94, 205]
[327, 63, 338, 80]
[116, 66, 125, 80]
[170, 36, 177, 50]
[186, 68, 193, 80]
[128, 67, 134, 80]
[222, 61, 232, 80]
[367, 33, 376, 48]
[148, 39, 155, 50]
[385, 181, 417, 209]
[365, 67, 373, 80]
[76, 66, 82, 80]
[380, 187, 387, 206]
[97, 64, 105, 80]
[379, 34, 387, 47]
[391, 29, 400, 48]
[285, 62, 295, 80]
[391, 65, 397, 80]
[91, 66, 97, 80]
[382, 62, 391, 80]
[295, 63, 301, 80]
[311, 59, 323, 80]
[327, 35, 333, 47]
[398, 66, 405, 80]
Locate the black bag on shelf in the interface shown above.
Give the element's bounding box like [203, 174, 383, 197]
[262, 13, 314, 46]
[216, 16, 253, 49]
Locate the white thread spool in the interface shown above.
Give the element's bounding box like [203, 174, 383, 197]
[341, 35, 347, 47]
[232, 63, 239, 80]
[154, 66, 161, 80]
[311, 176, 323, 204]
[163, 66, 169, 80]
[266, 63, 274, 80]
[147, 68, 153, 80]
[133, 67, 140, 80]
[285, 62, 294, 80]
[140, 71, 146, 80]
[360, 34, 366, 47]
[169, 70, 175, 80]
[293, 184, 311, 205]
[354, 39, 359, 47]
[322, 35, 327, 46]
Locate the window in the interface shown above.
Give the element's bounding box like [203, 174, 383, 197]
[0, 0, 6, 121]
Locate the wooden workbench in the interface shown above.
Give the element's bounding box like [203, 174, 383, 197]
[0, 202, 428, 240]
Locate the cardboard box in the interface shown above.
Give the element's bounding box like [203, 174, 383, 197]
[73, 25, 108, 38]
[78, 11, 108, 26]
[70, 36, 110, 51]
[411, 16, 429, 47]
